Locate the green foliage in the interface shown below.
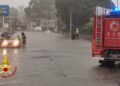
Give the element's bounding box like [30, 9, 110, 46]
[24, 0, 55, 25]
[84, 20, 92, 34]
[55, 0, 115, 30]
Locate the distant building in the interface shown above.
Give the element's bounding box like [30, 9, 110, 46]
[40, 19, 56, 29]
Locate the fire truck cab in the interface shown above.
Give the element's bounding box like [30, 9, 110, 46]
[92, 7, 120, 65]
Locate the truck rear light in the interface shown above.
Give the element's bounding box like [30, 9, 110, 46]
[94, 50, 101, 55]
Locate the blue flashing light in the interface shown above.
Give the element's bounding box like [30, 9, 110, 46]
[115, 8, 119, 11]
[110, 7, 120, 17]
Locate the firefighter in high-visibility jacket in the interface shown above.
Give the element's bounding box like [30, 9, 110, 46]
[21, 32, 26, 47]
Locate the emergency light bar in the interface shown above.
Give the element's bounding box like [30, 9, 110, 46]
[114, 8, 119, 11]
[95, 7, 120, 16]
[110, 11, 120, 15]
[110, 8, 120, 16]
[95, 6, 111, 16]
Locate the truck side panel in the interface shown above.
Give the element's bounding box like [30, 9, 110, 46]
[104, 18, 120, 48]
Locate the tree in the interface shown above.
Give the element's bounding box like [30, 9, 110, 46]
[55, 0, 115, 29]
[10, 7, 19, 17]
[24, 0, 56, 25]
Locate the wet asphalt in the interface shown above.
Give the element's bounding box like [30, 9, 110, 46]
[0, 31, 119, 86]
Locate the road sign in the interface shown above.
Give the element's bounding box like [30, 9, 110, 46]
[0, 5, 9, 16]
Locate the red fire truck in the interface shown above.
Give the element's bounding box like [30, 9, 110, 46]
[92, 7, 120, 65]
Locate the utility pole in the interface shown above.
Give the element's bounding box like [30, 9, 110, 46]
[2, 16, 5, 32]
[9, 16, 12, 33]
[70, 8, 72, 39]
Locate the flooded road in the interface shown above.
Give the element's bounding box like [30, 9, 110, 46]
[0, 32, 119, 86]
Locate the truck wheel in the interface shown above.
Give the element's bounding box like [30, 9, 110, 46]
[99, 60, 115, 67]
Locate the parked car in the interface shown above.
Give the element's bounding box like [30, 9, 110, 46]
[33, 26, 42, 31]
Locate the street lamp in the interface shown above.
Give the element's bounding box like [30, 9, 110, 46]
[117, 0, 119, 8]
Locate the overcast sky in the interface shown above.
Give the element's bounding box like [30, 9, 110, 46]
[0, 0, 30, 8]
[112, 0, 119, 7]
[0, 0, 118, 8]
